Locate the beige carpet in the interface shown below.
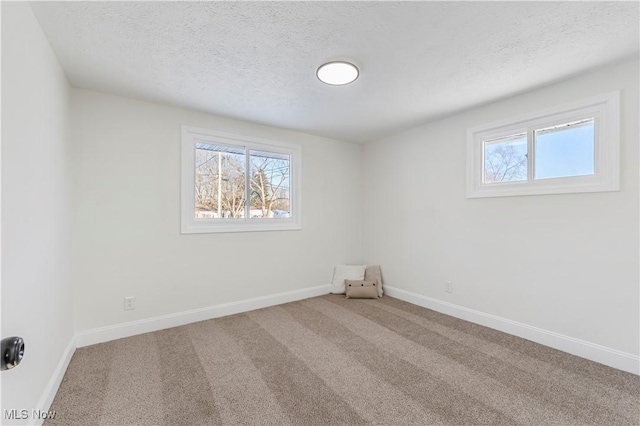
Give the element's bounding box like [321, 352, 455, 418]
[46, 295, 639, 425]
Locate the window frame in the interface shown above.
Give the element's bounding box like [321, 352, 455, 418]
[466, 91, 620, 198]
[181, 125, 302, 234]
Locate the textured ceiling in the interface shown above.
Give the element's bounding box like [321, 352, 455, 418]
[30, 1, 639, 143]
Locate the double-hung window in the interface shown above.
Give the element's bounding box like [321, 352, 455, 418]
[467, 91, 620, 198]
[181, 126, 301, 233]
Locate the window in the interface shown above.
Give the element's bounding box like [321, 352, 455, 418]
[467, 91, 619, 198]
[181, 126, 301, 233]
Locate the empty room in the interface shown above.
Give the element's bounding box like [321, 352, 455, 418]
[1, 1, 639, 425]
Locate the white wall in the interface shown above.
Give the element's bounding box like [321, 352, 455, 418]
[70, 89, 363, 333]
[363, 59, 639, 362]
[1, 2, 75, 422]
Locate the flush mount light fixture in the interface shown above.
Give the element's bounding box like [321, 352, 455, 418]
[316, 61, 359, 86]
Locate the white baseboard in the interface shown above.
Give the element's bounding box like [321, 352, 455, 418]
[384, 286, 639, 375]
[76, 284, 331, 347]
[34, 335, 77, 425]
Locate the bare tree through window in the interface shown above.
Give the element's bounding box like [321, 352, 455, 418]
[194, 144, 291, 219]
[250, 150, 290, 218]
[195, 146, 245, 218]
[483, 134, 527, 183]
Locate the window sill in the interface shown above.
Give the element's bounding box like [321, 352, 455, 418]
[181, 219, 302, 234]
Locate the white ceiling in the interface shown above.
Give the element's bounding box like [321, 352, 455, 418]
[30, 1, 639, 143]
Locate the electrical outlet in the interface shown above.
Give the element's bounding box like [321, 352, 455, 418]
[444, 281, 453, 293]
[124, 296, 135, 310]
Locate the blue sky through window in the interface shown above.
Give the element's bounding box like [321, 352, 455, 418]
[534, 120, 594, 179]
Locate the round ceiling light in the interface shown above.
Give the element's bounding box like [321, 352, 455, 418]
[316, 61, 359, 86]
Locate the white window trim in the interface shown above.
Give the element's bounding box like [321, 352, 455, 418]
[181, 125, 302, 234]
[466, 91, 620, 198]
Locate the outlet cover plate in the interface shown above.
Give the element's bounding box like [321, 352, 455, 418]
[124, 296, 135, 310]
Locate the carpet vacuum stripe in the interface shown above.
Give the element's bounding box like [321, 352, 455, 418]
[45, 295, 640, 426]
